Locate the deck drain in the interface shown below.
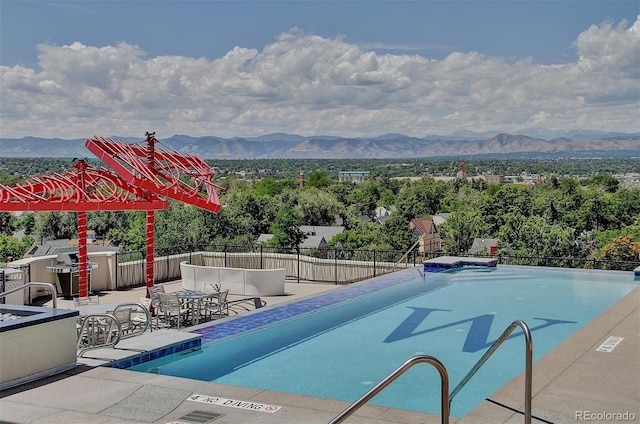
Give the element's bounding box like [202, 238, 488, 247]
[178, 411, 224, 423]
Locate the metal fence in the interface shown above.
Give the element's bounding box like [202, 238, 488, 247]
[114, 244, 639, 290]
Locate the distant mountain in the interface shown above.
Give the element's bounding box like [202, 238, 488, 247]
[1, 132, 638, 159]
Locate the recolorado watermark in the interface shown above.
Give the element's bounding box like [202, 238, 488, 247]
[576, 410, 636, 421]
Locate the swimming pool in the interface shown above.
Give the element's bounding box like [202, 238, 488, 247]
[128, 266, 638, 417]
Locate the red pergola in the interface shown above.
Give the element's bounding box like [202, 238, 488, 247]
[0, 133, 223, 297]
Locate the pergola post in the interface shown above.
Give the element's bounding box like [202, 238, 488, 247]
[146, 211, 155, 292]
[77, 211, 88, 297]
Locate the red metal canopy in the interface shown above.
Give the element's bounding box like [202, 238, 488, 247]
[86, 134, 223, 213]
[0, 133, 223, 298]
[0, 159, 167, 212]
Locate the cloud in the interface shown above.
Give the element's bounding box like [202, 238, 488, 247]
[1, 18, 639, 139]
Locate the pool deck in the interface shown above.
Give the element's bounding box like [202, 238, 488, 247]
[1, 278, 638, 424]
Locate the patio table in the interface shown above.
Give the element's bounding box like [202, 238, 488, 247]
[173, 290, 221, 325]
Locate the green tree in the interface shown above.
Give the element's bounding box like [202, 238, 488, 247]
[329, 222, 388, 251]
[439, 210, 485, 254]
[0, 234, 34, 262]
[107, 212, 146, 250]
[253, 178, 297, 197]
[585, 174, 619, 193]
[297, 187, 343, 226]
[268, 206, 305, 250]
[306, 171, 333, 188]
[394, 177, 446, 220]
[0, 212, 16, 235]
[19, 213, 36, 235]
[498, 214, 576, 264]
[479, 184, 532, 233]
[380, 213, 415, 251]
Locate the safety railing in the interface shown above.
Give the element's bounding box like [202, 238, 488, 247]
[0, 282, 58, 308]
[77, 313, 123, 357]
[329, 320, 533, 424]
[449, 319, 533, 423]
[329, 355, 450, 424]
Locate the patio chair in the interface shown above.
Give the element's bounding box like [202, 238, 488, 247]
[147, 285, 165, 301]
[203, 283, 221, 293]
[107, 306, 133, 335]
[201, 289, 229, 321]
[133, 297, 155, 331]
[156, 293, 190, 329]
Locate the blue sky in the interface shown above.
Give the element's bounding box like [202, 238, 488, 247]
[1, 1, 639, 139]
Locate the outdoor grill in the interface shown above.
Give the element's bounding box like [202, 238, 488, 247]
[46, 252, 98, 298]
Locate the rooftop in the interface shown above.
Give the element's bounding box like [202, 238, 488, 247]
[1, 277, 638, 423]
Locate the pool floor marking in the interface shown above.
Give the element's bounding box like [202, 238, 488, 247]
[187, 394, 282, 413]
[596, 336, 624, 352]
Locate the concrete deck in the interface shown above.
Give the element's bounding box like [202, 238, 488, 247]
[1, 281, 638, 424]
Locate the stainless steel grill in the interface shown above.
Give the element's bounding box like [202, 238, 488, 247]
[46, 252, 98, 297]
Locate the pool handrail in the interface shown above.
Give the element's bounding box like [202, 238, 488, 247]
[329, 354, 450, 424]
[77, 313, 123, 357]
[449, 319, 533, 424]
[0, 282, 58, 309]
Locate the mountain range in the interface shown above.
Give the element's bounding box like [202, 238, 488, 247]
[1, 130, 638, 159]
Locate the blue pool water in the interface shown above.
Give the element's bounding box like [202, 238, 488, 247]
[128, 266, 637, 417]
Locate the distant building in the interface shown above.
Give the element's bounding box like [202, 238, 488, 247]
[469, 238, 499, 255]
[339, 171, 370, 183]
[484, 174, 508, 184]
[431, 213, 450, 228]
[410, 217, 441, 253]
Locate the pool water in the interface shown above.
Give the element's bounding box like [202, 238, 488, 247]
[128, 266, 637, 417]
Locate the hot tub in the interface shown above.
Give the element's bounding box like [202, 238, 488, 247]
[0, 304, 79, 390]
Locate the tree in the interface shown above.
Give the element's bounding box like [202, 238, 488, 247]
[328, 222, 388, 251]
[346, 180, 385, 221]
[306, 171, 332, 188]
[380, 213, 415, 251]
[585, 174, 619, 193]
[253, 178, 297, 197]
[394, 177, 446, 220]
[19, 213, 36, 235]
[297, 187, 343, 226]
[479, 184, 531, 233]
[268, 206, 305, 250]
[0, 233, 34, 262]
[107, 212, 146, 250]
[589, 234, 640, 270]
[439, 210, 486, 254]
[498, 214, 576, 264]
[0, 212, 17, 235]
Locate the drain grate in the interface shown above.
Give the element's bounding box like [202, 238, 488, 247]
[177, 410, 224, 423]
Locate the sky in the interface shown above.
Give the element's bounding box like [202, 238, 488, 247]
[0, 0, 639, 140]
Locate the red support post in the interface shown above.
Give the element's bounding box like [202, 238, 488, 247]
[78, 211, 88, 297]
[146, 211, 155, 293]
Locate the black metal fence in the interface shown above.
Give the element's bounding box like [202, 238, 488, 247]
[114, 243, 639, 290]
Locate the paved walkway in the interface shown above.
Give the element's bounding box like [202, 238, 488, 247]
[1, 281, 638, 423]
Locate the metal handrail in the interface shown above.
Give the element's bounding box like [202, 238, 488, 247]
[113, 302, 152, 337]
[0, 282, 58, 308]
[449, 319, 533, 424]
[77, 313, 123, 357]
[329, 355, 450, 424]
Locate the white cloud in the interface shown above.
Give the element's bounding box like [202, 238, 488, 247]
[1, 18, 639, 139]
